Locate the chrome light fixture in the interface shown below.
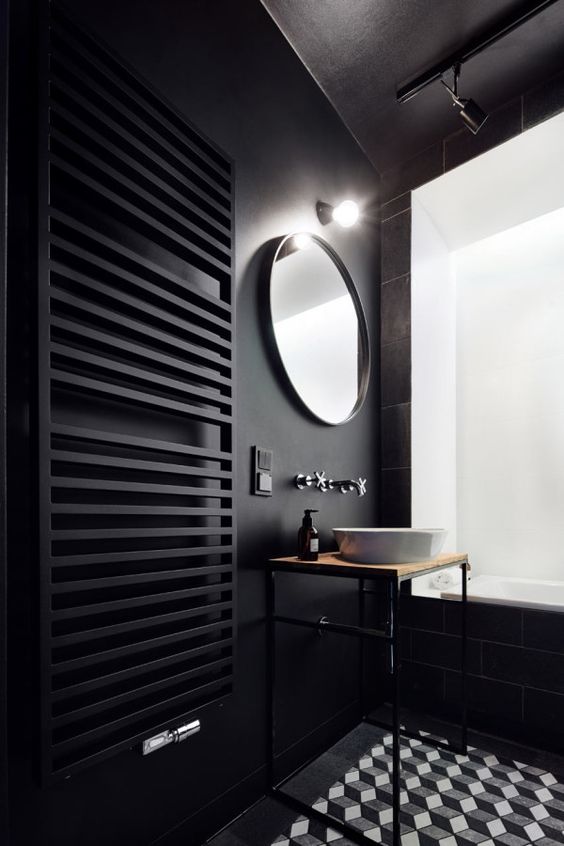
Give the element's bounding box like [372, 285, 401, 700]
[441, 63, 488, 135]
[316, 199, 360, 228]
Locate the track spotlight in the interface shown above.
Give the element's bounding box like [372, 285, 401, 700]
[441, 64, 488, 135]
[316, 200, 360, 228]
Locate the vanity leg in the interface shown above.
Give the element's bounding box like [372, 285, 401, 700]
[461, 559, 468, 755]
[391, 578, 401, 846]
[359, 577, 366, 719]
[267, 568, 276, 790]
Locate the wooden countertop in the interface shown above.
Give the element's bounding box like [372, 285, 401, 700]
[268, 551, 469, 581]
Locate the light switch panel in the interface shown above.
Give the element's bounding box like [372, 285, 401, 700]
[252, 446, 273, 496]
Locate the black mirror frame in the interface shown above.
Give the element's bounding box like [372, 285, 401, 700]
[268, 232, 371, 426]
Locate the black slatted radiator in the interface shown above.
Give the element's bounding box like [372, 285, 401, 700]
[37, 1, 235, 783]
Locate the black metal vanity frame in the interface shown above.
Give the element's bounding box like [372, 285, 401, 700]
[266, 553, 469, 846]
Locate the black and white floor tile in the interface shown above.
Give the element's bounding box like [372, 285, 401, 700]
[271, 729, 564, 846]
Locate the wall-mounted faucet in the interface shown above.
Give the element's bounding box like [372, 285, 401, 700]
[295, 470, 366, 497]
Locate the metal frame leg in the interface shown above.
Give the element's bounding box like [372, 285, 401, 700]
[359, 577, 366, 719]
[461, 559, 468, 755]
[267, 568, 276, 791]
[391, 578, 401, 846]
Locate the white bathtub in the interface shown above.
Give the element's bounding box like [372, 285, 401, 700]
[441, 574, 564, 612]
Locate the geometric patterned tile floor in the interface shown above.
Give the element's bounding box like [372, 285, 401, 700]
[270, 727, 564, 846]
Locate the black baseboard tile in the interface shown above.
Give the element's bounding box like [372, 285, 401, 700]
[523, 608, 564, 654]
[381, 143, 443, 203]
[483, 642, 564, 695]
[445, 671, 523, 723]
[523, 67, 564, 130]
[444, 97, 522, 173]
[444, 601, 523, 645]
[381, 209, 411, 282]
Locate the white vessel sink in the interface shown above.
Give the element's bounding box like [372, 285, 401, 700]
[332, 528, 447, 565]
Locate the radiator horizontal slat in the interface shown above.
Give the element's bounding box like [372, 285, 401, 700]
[51, 345, 232, 412]
[50, 450, 233, 479]
[52, 637, 233, 700]
[49, 207, 231, 314]
[49, 286, 231, 372]
[50, 125, 232, 264]
[50, 423, 232, 463]
[50, 99, 231, 248]
[50, 30, 231, 195]
[51, 564, 232, 594]
[51, 370, 232, 425]
[51, 601, 233, 648]
[50, 260, 232, 353]
[50, 153, 231, 282]
[51, 676, 232, 758]
[52, 656, 233, 728]
[51, 580, 233, 621]
[51, 620, 233, 674]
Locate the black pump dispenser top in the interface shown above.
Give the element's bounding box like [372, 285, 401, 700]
[302, 509, 318, 528]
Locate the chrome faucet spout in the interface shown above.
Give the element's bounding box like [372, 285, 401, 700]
[329, 478, 367, 497]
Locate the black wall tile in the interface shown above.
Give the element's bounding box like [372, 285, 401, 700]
[445, 601, 522, 645]
[446, 672, 523, 722]
[524, 687, 564, 728]
[381, 468, 411, 527]
[381, 275, 410, 345]
[411, 630, 481, 675]
[381, 143, 443, 203]
[381, 339, 411, 406]
[381, 402, 411, 469]
[381, 192, 411, 221]
[444, 98, 522, 173]
[401, 595, 444, 633]
[483, 642, 564, 695]
[523, 610, 564, 654]
[523, 68, 564, 129]
[381, 209, 411, 282]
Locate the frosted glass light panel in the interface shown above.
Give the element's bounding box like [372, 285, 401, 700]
[269, 233, 370, 424]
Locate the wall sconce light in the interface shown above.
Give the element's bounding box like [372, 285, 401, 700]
[441, 63, 488, 135]
[293, 232, 312, 250]
[316, 199, 360, 228]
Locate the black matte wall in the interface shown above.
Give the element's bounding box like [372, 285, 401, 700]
[6, 2, 380, 844]
[379, 68, 564, 748]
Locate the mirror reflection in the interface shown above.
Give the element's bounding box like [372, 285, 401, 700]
[269, 233, 369, 425]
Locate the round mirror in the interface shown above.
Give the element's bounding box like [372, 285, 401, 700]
[269, 233, 370, 425]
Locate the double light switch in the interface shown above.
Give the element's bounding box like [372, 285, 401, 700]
[252, 446, 273, 496]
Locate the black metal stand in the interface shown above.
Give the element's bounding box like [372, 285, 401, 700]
[266, 557, 469, 846]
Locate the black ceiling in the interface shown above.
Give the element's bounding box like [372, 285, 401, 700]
[261, 0, 564, 173]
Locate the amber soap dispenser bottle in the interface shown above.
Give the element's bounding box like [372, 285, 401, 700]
[298, 509, 319, 561]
